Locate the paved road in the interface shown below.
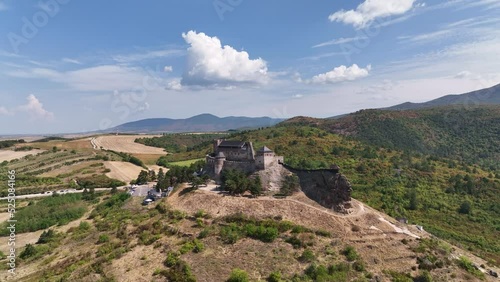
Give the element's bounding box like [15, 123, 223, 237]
[0, 187, 126, 200]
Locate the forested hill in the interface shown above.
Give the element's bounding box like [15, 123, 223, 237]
[384, 83, 500, 110]
[284, 105, 500, 171]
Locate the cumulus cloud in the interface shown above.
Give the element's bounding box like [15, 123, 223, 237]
[166, 78, 182, 91]
[18, 94, 54, 121]
[181, 30, 268, 87]
[329, 0, 416, 29]
[309, 64, 372, 84]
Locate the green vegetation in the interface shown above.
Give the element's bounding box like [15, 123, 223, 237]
[167, 120, 500, 264]
[280, 174, 300, 196]
[457, 256, 485, 279]
[136, 133, 227, 153]
[0, 139, 25, 148]
[226, 268, 249, 282]
[221, 169, 262, 195]
[77, 174, 125, 188]
[0, 194, 87, 235]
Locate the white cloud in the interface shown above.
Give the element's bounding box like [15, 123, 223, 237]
[164, 66, 173, 72]
[181, 30, 268, 87]
[0, 106, 11, 115]
[18, 94, 54, 121]
[166, 78, 182, 91]
[6, 65, 151, 92]
[309, 64, 372, 84]
[329, 0, 416, 29]
[112, 49, 183, 63]
[312, 36, 367, 48]
[62, 58, 82, 65]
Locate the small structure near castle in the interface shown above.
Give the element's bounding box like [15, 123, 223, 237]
[205, 140, 283, 180]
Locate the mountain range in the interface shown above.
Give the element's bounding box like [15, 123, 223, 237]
[107, 114, 283, 133]
[109, 83, 500, 133]
[385, 83, 500, 110]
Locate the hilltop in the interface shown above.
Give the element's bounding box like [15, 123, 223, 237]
[107, 114, 283, 133]
[384, 83, 500, 111]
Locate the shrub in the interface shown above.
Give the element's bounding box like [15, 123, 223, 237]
[160, 260, 196, 282]
[164, 252, 179, 267]
[227, 268, 249, 282]
[97, 234, 110, 244]
[342, 245, 359, 261]
[243, 224, 279, 243]
[285, 236, 304, 249]
[299, 249, 316, 263]
[267, 271, 282, 282]
[20, 244, 37, 259]
[457, 256, 484, 279]
[220, 223, 241, 244]
[198, 228, 210, 239]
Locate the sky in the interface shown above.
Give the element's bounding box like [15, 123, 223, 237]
[1, 0, 500, 134]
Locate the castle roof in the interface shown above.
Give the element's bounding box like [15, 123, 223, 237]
[258, 146, 273, 152]
[218, 140, 246, 148]
[216, 152, 226, 158]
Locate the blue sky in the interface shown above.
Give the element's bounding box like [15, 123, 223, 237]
[1, 0, 499, 134]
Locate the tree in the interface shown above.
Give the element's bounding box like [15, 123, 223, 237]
[157, 168, 165, 184]
[459, 201, 471, 214]
[136, 170, 149, 185]
[191, 177, 204, 189]
[408, 189, 418, 210]
[249, 177, 262, 196]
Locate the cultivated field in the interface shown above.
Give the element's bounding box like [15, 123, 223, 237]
[103, 161, 146, 183]
[0, 149, 44, 162]
[92, 135, 166, 154]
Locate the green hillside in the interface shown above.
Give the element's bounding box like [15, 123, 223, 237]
[157, 112, 500, 265]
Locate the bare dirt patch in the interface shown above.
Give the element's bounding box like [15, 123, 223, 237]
[92, 135, 166, 154]
[0, 149, 44, 162]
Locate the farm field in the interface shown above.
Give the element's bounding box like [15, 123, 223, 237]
[91, 135, 166, 154]
[0, 149, 44, 162]
[104, 161, 166, 183]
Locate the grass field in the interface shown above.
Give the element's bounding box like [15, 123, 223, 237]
[169, 158, 205, 167]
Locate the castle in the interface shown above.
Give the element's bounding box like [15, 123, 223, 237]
[205, 139, 284, 180]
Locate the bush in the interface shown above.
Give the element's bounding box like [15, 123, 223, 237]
[220, 223, 241, 244]
[457, 256, 484, 279]
[243, 224, 279, 243]
[285, 236, 304, 249]
[342, 245, 359, 261]
[164, 252, 179, 267]
[227, 268, 249, 282]
[267, 271, 282, 282]
[299, 249, 315, 263]
[20, 244, 37, 259]
[97, 234, 110, 244]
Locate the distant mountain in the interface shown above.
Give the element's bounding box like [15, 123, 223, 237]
[385, 83, 500, 110]
[107, 114, 283, 133]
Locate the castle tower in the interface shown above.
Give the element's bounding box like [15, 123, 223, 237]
[255, 146, 274, 170]
[213, 139, 222, 154]
[214, 151, 226, 177]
